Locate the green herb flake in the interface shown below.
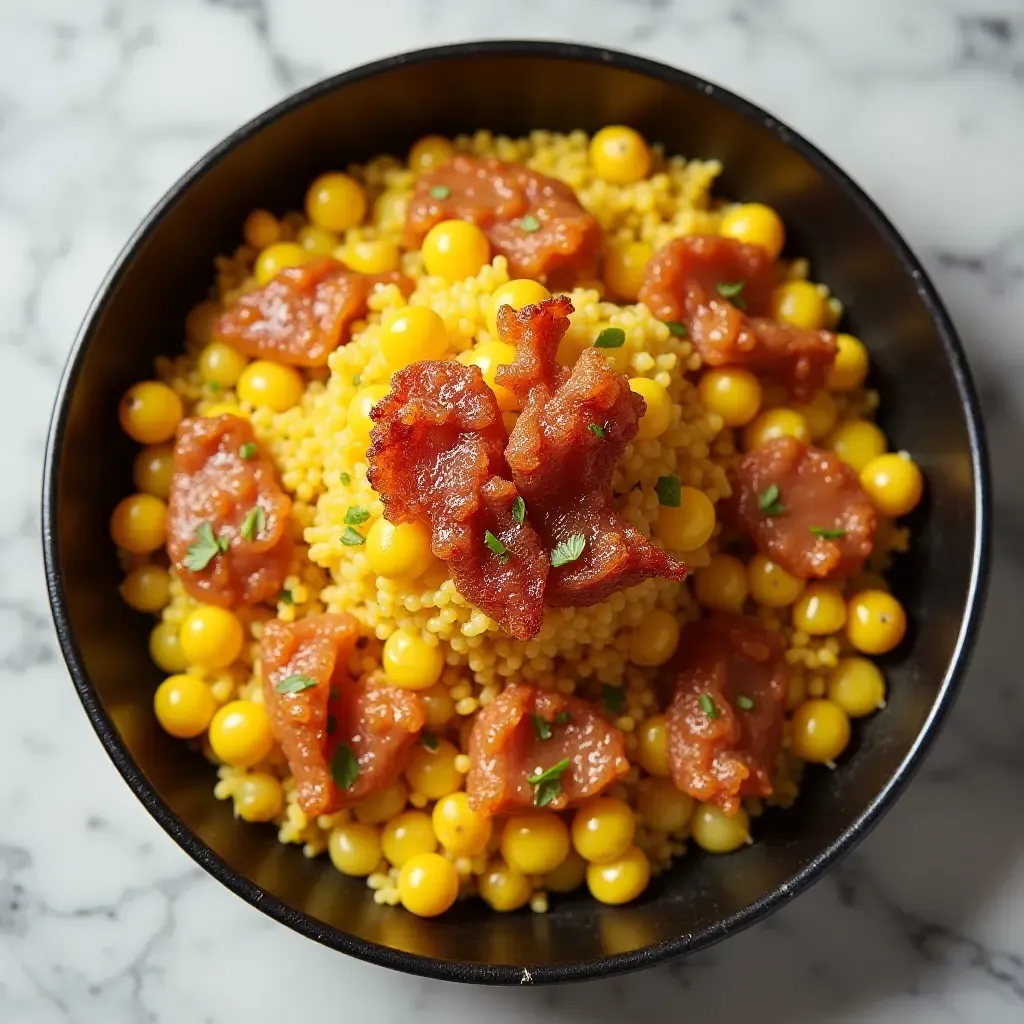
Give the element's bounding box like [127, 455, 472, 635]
[216, 533, 231, 554]
[665, 321, 687, 338]
[531, 713, 553, 741]
[655, 474, 682, 508]
[184, 522, 223, 571]
[603, 684, 625, 716]
[757, 484, 787, 517]
[588, 423, 606, 439]
[330, 743, 359, 790]
[810, 526, 848, 540]
[238, 441, 258, 460]
[277, 589, 294, 605]
[207, 380, 221, 393]
[341, 526, 365, 546]
[429, 185, 452, 200]
[275, 674, 317, 695]
[352, 373, 362, 387]
[240, 505, 266, 542]
[550, 533, 585, 568]
[519, 214, 541, 233]
[716, 281, 746, 309]
[512, 495, 526, 526]
[344, 505, 370, 526]
[421, 732, 440, 752]
[554, 711, 572, 726]
[736, 695, 755, 711]
[594, 327, 626, 349]
[699, 693, 720, 719]
[484, 530, 510, 564]
[339, 472, 352, 485]
[527, 757, 571, 808]
[326, 714, 337, 736]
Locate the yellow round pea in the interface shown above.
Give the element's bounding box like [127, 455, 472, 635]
[328, 821, 383, 877]
[198, 342, 248, 389]
[586, 845, 651, 904]
[150, 620, 188, 673]
[719, 203, 785, 260]
[242, 209, 280, 250]
[419, 685, 455, 730]
[204, 402, 248, 420]
[120, 563, 171, 613]
[747, 554, 806, 608]
[381, 810, 437, 867]
[479, 861, 532, 912]
[208, 700, 274, 768]
[603, 241, 653, 301]
[846, 590, 907, 655]
[828, 657, 886, 718]
[629, 377, 673, 440]
[571, 798, 636, 865]
[305, 172, 366, 232]
[589, 126, 651, 185]
[694, 553, 749, 613]
[236, 360, 304, 412]
[636, 778, 694, 833]
[489, 279, 550, 336]
[791, 390, 838, 441]
[341, 237, 400, 274]
[110, 494, 167, 555]
[742, 408, 810, 451]
[771, 280, 828, 329]
[153, 674, 216, 739]
[254, 242, 308, 286]
[699, 368, 763, 427]
[501, 813, 571, 875]
[297, 224, 339, 255]
[792, 584, 847, 636]
[656, 486, 716, 551]
[234, 772, 284, 823]
[133, 444, 174, 500]
[432, 792, 492, 857]
[457, 341, 518, 411]
[544, 849, 588, 893]
[179, 605, 244, 669]
[381, 305, 449, 369]
[629, 608, 680, 667]
[382, 629, 444, 691]
[691, 804, 750, 853]
[408, 135, 455, 174]
[790, 699, 851, 763]
[637, 714, 670, 777]
[421, 219, 490, 281]
[119, 381, 183, 444]
[826, 419, 887, 473]
[405, 738, 462, 800]
[365, 518, 435, 579]
[828, 334, 870, 391]
[398, 853, 460, 917]
[347, 384, 391, 443]
[859, 453, 923, 518]
[353, 781, 408, 825]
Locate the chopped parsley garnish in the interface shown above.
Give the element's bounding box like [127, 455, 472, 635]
[699, 693, 720, 718]
[184, 522, 224, 571]
[736, 695, 755, 711]
[275, 674, 317, 694]
[550, 534, 585, 568]
[758, 484, 786, 517]
[527, 758, 571, 808]
[240, 505, 266, 542]
[810, 526, 848, 540]
[484, 530, 510, 564]
[352, 373, 362, 387]
[655, 474, 682, 507]
[238, 441, 258, 460]
[716, 280, 746, 308]
[594, 327, 626, 349]
[278, 589, 294, 605]
[330, 743, 359, 790]
[554, 711, 572, 726]
[344, 505, 370, 526]
[326, 714, 337, 735]
[602, 684, 625, 715]
[429, 185, 452, 200]
[665, 321, 687, 337]
[421, 732, 440, 751]
[512, 495, 526, 526]
[519, 214, 541, 233]
[531, 713, 553, 741]
[588, 423, 606, 439]
[339, 472, 352, 485]
[341, 526, 365, 546]
[217, 534, 231, 553]
[207, 380, 221, 393]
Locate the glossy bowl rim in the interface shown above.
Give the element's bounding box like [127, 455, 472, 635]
[41, 39, 991, 985]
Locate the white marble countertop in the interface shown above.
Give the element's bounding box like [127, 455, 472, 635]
[3, 0, 1021, 1020]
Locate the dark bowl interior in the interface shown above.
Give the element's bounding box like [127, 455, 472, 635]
[43, 42, 989, 984]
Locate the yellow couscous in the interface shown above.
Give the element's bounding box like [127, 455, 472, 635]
[112, 127, 919, 918]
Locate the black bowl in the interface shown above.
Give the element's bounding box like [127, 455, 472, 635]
[42, 41, 990, 985]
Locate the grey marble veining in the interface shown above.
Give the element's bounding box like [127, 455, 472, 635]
[2, 0, 1021, 1020]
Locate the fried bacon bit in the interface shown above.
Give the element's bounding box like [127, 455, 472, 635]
[405, 155, 602, 285]
[496, 296, 687, 606]
[366, 360, 548, 640]
[726, 436, 876, 580]
[665, 614, 788, 815]
[214, 257, 413, 367]
[466, 683, 629, 816]
[167, 415, 292, 607]
[638, 235, 837, 398]
[262, 614, 423, 816]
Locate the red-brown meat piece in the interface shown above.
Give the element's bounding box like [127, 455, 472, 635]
[167, 415, 292, 607]
[262, 614, 424, 816]
[726, 436, 876, 580]
[665, 614, 788, 815]
[214, 257, 413, 367]
[366, 360, 548, 640]
[496, 296, 687, 606]
[466, 683, 630, 816]
[405, 155, 601, 285]
[638, 235, 837, 399]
